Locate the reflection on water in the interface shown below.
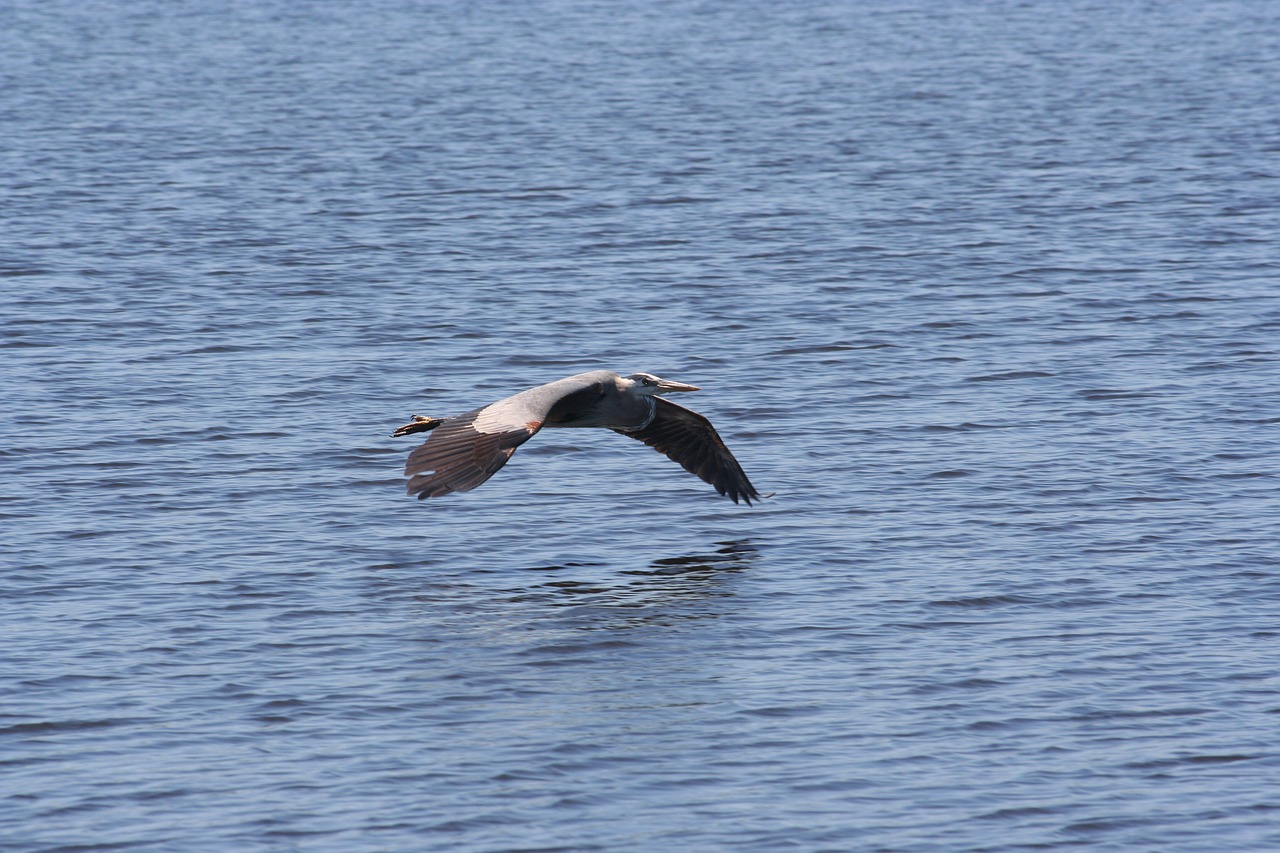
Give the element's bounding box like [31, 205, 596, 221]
[633, 540, 760, 576]
[518, 541, 759, 610]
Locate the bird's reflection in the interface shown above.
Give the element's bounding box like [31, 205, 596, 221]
[627, 539, 759, 577]
[520, 540, 760, 610]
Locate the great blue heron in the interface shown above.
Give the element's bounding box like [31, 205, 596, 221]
[392, 370, 761, 504]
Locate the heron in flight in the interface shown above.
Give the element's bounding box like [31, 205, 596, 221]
[392, 370, 761, 504]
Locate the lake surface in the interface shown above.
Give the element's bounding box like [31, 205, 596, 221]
[3, 0, 1280, 850]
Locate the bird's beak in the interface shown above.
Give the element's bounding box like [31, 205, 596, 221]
[656, 378, 700, 393]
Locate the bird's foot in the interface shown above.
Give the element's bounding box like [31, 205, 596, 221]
[392, 415, 445, 437]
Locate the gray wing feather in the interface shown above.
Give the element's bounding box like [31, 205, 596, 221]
[613, 397, 761, 505]
[404, 400, 544, 499]
[401, 374, 607, 500]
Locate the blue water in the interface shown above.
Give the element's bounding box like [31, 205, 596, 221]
[4, 0, 1280, 850]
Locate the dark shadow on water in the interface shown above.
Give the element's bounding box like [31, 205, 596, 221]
[626, 539, 760, 577]
[357, 541, 763, 629]
[520, 540, 760, 610]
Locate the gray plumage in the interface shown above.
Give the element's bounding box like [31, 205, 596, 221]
[392, 370, 761, 504]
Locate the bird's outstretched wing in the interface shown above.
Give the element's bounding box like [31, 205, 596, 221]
[398, 373, 608, 500]
[613, 397, 761, 505]
[402, 405, 543, 499]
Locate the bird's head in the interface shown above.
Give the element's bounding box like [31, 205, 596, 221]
[626, 372, 701, 396]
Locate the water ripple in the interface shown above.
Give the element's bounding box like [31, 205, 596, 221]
[4, 0, 1280, 850]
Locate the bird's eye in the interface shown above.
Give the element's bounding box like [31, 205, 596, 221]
[644, 378, 656, 386]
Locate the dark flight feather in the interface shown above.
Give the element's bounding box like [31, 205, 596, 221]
[612, 397, 761, 505]
[404, 407, 541, 499]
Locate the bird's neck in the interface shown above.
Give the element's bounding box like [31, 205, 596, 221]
[639, 396, 658, 428]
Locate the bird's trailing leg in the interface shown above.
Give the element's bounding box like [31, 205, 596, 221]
[392, 415, 445, 438]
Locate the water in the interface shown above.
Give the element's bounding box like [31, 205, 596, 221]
[3, 0, 1280, 849]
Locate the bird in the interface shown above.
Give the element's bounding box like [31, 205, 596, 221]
[392, 370, 762, 504]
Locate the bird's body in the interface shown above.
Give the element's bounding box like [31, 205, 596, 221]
[393, 370, 761, 504]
